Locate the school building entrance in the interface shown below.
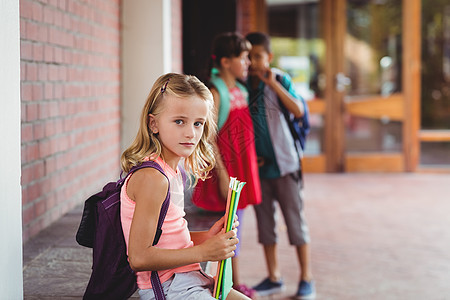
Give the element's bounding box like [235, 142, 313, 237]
[184, 0, 450, 173]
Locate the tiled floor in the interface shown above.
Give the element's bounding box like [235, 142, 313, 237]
[23, 173, 450, 299]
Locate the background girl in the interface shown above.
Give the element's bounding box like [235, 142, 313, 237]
[191, 32, 262, 299]
[120, 73, 250, 300]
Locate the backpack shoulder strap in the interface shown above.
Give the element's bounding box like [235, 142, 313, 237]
[126, 160, 170, 245]
[210, 69, 230, 131]
[125, 160, 171, 300]
[275, 72, 310, 124]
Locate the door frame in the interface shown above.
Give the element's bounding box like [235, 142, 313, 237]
[305, 0, 421, 172]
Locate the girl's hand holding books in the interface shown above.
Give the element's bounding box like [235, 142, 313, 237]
[198, 230, 238, 262]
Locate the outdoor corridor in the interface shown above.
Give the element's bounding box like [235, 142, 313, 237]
[23, 173, 450, 299]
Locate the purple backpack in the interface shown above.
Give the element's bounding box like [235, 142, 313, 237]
[76, 161, 170, 300]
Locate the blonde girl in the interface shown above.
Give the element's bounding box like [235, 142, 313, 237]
[120, 73, 250, 300]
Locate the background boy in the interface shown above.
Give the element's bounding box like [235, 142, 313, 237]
[245, 32, 315, 299]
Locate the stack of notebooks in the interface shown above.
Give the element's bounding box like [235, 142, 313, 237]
[213, 177, 246, 299]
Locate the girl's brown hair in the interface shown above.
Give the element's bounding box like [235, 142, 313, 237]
[120, 73, 216, 183]
[210, 32, 251, 71]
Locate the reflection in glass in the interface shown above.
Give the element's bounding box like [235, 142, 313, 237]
[420, 142, 450, 165]
[346, 0, 402, 97]
[267, 1, 325, 155]
[345, 116, 402, 152]
[268, 2, 324, 100]
[421, 0, 450, 129]
[303, 114, 323, 156]
[345, 0, 403, 153]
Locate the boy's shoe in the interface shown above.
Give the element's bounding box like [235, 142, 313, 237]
[253, 277, 285, 296]
[234, 284, 256, 299]
[296, 280, 316, 299]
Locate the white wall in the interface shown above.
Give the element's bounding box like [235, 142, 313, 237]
[0, 0, 24, 298]
[121, 0, 172, 151]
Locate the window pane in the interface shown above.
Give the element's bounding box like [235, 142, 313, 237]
[346, 0, 402, 96]
[268, 1, 325, 155]
[420, 142, 450, 165]
[421, 1, 450, 129]
[345, 116, 402, 152]
[304, 114, 323, 155]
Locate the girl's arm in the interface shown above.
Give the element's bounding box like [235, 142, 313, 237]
[127, 168, 238, 272]
[210, 87, 231, 200]
[256, 68, 304, 118]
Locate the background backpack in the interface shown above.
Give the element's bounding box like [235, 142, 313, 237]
[275, 73, 310, 153]
[76, 161, 170, 300]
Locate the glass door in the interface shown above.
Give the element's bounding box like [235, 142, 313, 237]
[327, 0, 421, 172]
[342, 0, 404, 171]
[266, 0, 421, 172]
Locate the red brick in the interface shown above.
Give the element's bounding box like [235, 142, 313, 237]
[31, 1, 43, 22]
[22, 123, 33, 142]
[48, 27, 60, 45]
[54, 46, 63, 63]
[45, 119, 58, 137]
[33, 122, 45, 139]
[22, 82, 33, 101]
[35, 198, 47, 218]
[22, 143, 39, 164]
[48, 64, 59, 81]
[44, 44, 53, 62]
[21, 62, 27, 81]
[26, 181, 41, 203]
[58, 0, 66, 11]
[53, 83, 63, 98]
[58, 65, 67, 81]
[53, 10, 63, 27]
[20, 0, 32, 19]
[37, 64, 47, 81]
[26, 102, 39, 121]
[22, 205, 35, 226]
[63, 14, 71, 30]
[38, 23, 49, 43]
[25, 21, 39, 42]
[44, 82, 53, 100]
[44, 158, 55, 178]
[43, 6, 54, 24]
[26, 63, 38, 81]
[21, 42, 33, 61]
[62, 48, 72, 64]
[32, 43, 44, 61]
[38, 139, 51, 158]
[32, 83, 43, 101]
[20, 19, 27, 37]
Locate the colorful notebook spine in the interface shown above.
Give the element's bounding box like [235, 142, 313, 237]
[213, 177, 246, 299]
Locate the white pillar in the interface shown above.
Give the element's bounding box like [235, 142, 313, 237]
[121, 0, 172, 151]
[0, 0, 24, 297]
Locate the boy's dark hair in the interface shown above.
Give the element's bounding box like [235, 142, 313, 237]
[211, 32, 251, 69]
[246, 32, 272, 53]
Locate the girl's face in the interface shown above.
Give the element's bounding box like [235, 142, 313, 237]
[149, 94, 208, 166]
[228, 51, 250, 80]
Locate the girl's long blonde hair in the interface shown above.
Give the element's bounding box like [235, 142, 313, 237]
[120, 73, 216, 183]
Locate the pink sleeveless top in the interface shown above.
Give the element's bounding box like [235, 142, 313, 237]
[120, 157, 201, 289]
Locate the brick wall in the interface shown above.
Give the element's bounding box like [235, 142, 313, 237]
[20, 0, 121, 241]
